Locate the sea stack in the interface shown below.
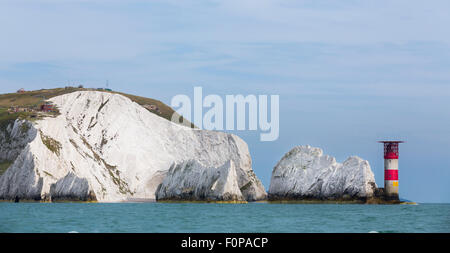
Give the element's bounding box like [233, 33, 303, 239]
[156, 160, 246, 202]
[0, 91, 267, 202]
[268, 146, 377, 202]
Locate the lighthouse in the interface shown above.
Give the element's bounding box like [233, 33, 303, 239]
[378, 141, 404, 200]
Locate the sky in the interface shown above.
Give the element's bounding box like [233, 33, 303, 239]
[0, 0, 449, 203]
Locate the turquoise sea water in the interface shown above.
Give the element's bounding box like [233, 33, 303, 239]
[0, 203, 449, 233]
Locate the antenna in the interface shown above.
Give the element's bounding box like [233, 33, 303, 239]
[106, 80, 109, 89]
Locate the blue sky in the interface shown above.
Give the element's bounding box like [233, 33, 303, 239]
[1, 0, 449, 202]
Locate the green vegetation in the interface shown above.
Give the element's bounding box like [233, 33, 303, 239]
[0, 111, 33, 132]
[97, 99, 109, 112]
[0, 87, 84, 108]
[69, 139, 79, 149]
[107, 90, 194, 127]
[20, 122, 31, 134]
[0, 161, 12, 176]
[40, 131, 62, 156]
[87, 116, 96, 130]
[0, 87, 194, 128]
[240, 181, 252, 192]
[0, 111, 34, 143]
[0, 88, 69, 132]
[43, 171, 55, 179]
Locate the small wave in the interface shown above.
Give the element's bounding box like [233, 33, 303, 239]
[68, 231, 79, 233]
[368, 231, 379, 233]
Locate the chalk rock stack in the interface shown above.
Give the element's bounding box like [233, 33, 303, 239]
[269, 146, 377, 201]
[156, 160, 246, 202]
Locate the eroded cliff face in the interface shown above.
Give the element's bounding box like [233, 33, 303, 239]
[0, 91, 267, 202]
[156, 160, 245, 202]
[0, 119, 36, 162]
[268, 146, 377, 201]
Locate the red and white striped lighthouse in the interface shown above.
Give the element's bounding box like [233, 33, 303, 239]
[378, 141, 404, 200]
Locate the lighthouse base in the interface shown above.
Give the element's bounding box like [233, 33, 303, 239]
[364, 188, 401, 204]
[384, 194, 400, 201]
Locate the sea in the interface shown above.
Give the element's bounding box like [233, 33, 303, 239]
[0, 202, 449, 233]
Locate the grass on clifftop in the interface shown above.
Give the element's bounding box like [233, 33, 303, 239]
[109, 91, 195, 128]
[0, 87, 194, 128]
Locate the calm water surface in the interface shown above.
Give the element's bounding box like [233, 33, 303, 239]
[0, 203, 449, 233]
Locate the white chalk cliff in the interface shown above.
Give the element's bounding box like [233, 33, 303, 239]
[269, 146, 377, 200]
[156, 160, 245, 202]
[0, 91, 267, 202]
